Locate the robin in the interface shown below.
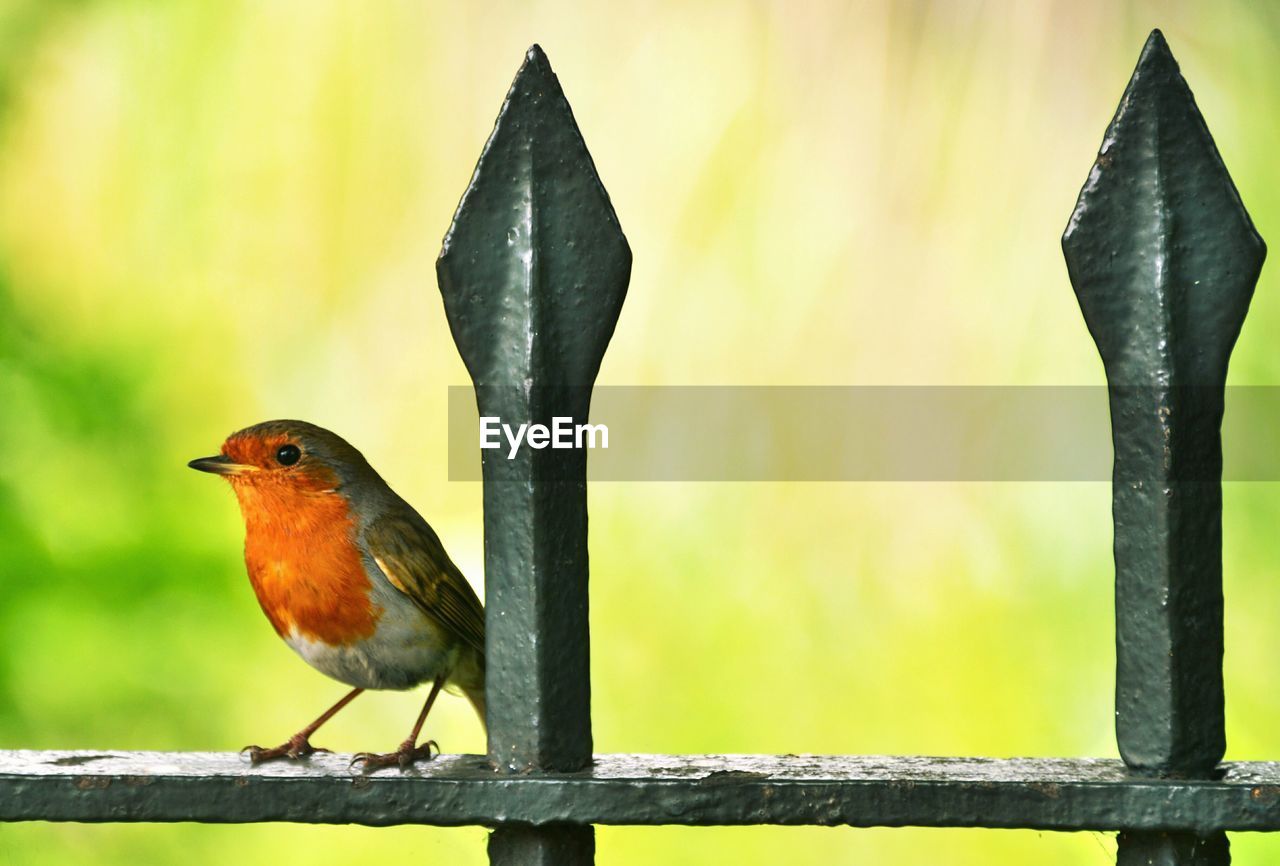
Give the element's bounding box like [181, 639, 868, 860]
[189, 419, 485, 771]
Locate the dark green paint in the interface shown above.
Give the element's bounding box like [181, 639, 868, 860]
[7, 752, 1280, 832]
[0, 30, 1270, 866]
[439, 44, 629, 776]
[489, 826, 595, 864]
[437, 44, 629, 866]
[1065, 29, 1265, 866]
[1063, 30, 1264, 779]
[1117, 832, 1230, 866]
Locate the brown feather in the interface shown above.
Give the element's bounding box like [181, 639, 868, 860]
[365, 513, 486, 657]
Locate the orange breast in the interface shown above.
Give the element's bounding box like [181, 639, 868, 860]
[236, 482, 382, 646]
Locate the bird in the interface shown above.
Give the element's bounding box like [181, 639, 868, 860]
[188, 419, 485, 771]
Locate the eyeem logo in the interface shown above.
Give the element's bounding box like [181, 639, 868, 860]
[480, 417, 609, 459]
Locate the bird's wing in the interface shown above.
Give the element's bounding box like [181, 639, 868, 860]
[364, 512, 485, 657]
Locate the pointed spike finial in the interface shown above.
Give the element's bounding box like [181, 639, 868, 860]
[439, 46, 631, 392]
[1131, 29, 1178, 83]
[1062, 27, 1265, 818]
[1064, 31, 1264, 385]
[435, 46, 629, 792]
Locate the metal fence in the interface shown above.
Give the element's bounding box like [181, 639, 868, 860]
[0, 29, 1271, 866]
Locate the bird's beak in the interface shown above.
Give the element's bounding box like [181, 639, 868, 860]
[188, 455, 258, 476]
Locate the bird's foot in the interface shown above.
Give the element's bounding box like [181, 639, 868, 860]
[240, 734, 331, 765]
[349, 739, 439, 774]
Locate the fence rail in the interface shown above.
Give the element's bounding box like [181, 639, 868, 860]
[0, 29, 1268, 866]
[5, 752, 1280, 834]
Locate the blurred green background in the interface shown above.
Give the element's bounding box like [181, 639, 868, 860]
[0, 1, 1277, 863]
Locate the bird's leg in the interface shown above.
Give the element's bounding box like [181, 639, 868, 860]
[242, 687, 364, 764]
[351, 674, 446, 773]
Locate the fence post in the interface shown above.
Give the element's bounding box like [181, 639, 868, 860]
[438, 45, 631, 865]
[1063, 30, 1266, 865]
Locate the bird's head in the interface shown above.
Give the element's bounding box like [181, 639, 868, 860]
[189, 420, 377, 506]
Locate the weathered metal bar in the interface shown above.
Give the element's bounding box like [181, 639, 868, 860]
[1117, 831, 1230, 865]
[437, 45, 629, 866]
[6, 752, 1280, 832]
[1063, 29, 1266, 865]
[489, 825, 594, 864]
[440, 45, 629, 777]
[438, 45, 629, 776]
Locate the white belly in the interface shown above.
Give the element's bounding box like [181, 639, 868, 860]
[284, 591, 459, 690]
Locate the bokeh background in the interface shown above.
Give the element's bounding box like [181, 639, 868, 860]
[0, 1, 1277, 863]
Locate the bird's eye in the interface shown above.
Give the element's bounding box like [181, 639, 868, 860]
[275, 444, 302, 466]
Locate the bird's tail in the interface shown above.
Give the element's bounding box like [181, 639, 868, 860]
[464, 685, 487, 732]
[453, 646, 486, 732]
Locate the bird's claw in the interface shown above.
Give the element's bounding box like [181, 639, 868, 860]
[349, 739, 439, 774]
[240, 736, 329, 765]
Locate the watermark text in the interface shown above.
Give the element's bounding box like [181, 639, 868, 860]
[480, 416, 609, 459]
